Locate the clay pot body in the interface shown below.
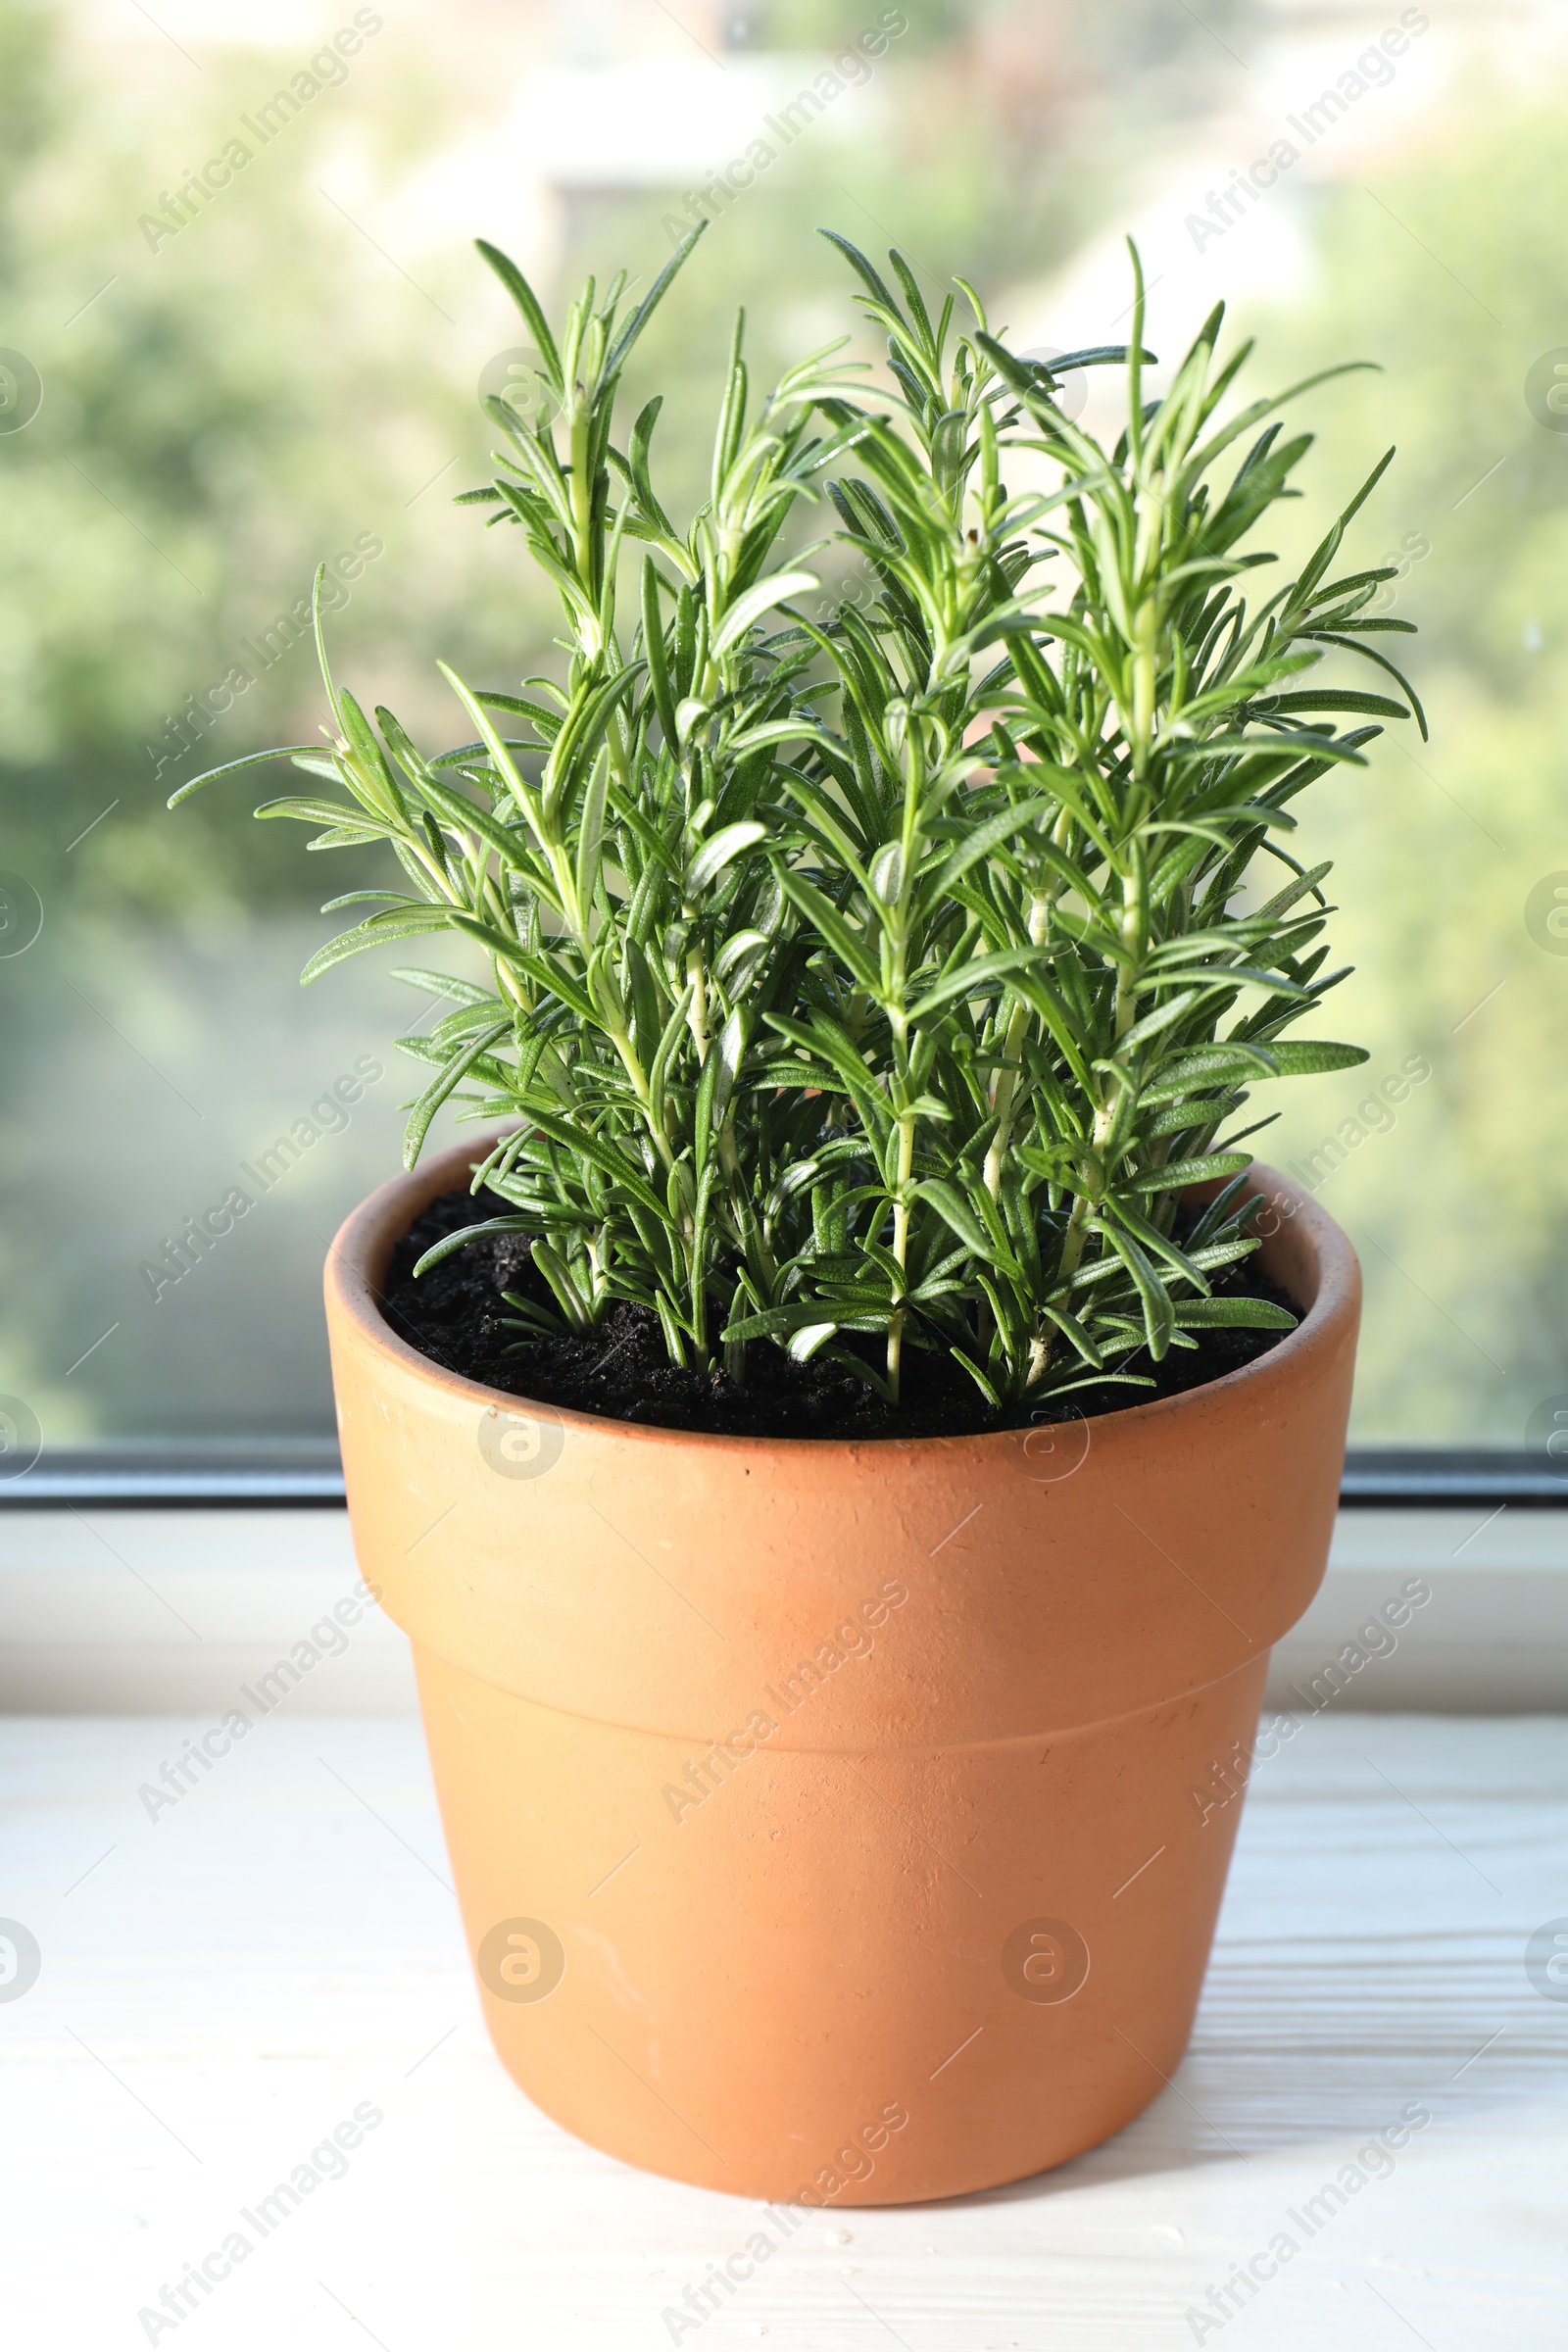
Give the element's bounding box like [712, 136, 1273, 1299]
[324, 1145, 1357, 2203]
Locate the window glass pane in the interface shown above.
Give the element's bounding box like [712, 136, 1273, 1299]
[0, 0, 1547, 1457]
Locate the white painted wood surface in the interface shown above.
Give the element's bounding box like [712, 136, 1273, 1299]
[2, 1713, 1563, 2348]
[4, 1504, 1567, 1712]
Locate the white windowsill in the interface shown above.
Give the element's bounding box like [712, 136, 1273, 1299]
[1, 1504, 1564, 1714]
[4, 1709, 1562, 2347]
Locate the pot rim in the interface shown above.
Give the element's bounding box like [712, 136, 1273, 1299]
[325, 1134, 1358, 1458]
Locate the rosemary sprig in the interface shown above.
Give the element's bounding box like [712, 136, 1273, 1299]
[173, 230, 1419, 1407]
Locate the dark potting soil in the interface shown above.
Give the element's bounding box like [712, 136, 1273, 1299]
[375, 1184, 1302, 1441]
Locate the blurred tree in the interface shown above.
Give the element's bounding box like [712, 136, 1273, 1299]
[1242, 103, 1568, 1438]
[0, 0, 1554, 1447]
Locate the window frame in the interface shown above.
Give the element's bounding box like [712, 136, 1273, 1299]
[0, 1446, 1560, 1509]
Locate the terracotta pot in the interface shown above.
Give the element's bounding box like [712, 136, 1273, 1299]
[324, 1144, 1357, 2204]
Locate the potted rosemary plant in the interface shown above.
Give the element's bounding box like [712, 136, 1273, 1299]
[176, 226, 1417, 2201]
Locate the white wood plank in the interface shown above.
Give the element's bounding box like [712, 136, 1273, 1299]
[1, 1713, 1563, 2348]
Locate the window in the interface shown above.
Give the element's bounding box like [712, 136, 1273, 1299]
[0, 0, 1559, 1492]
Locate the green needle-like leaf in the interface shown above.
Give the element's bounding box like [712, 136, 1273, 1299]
[171, 231, 1396, 1410]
